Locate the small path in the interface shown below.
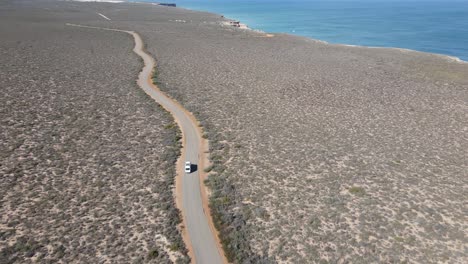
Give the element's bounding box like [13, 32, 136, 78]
[66, 23, 226, 264]
[97, 13, 111, 20]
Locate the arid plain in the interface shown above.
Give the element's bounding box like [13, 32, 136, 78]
[1, 0, 467, 263]
[0, 1, 189, 263]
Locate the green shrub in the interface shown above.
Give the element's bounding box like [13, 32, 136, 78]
[148, 249, 159, 259]
[204, 165, 214, 173]
[164, 123, 175, 129]
[349, 186, 366, 196]
[169, 243, 179, 251]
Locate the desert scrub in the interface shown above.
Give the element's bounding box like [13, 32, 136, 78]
[152, 56, 274, 263]
[119, 4, 468, 263]
[158, 108, 189, 263]
[205, 171, 262, 263]
[152, 69, 162, 85]
[348, 186, 366, 196]
[0, 16, 190, 263]
[148, 249, 159, 259]
[204, 164, 214, 173]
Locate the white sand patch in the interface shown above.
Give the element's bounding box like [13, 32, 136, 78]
[221, 21, 249, 30]
[155, 235, 184, 262]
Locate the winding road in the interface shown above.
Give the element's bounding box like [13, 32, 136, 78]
[66, 23, 224, 264]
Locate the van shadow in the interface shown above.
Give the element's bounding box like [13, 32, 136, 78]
[190, 164, 198, 173]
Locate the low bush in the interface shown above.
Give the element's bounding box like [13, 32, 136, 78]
[349, 186, 366, 196]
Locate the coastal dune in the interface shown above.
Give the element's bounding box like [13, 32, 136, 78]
[1, 0, 467, 263]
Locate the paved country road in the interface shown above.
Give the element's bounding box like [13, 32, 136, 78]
[66, 23, 223, 264]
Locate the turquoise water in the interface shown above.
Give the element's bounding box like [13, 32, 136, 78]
[139, 0, 468, 61]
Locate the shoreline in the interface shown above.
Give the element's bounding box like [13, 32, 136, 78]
[155, 1, 468, 64]
[202, 12, 468, 64]
[72, 0, 467, 63]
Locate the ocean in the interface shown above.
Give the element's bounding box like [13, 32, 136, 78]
[136, 0, 468, 61]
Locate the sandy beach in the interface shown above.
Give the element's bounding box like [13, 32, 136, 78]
[1, 0, 467, 263]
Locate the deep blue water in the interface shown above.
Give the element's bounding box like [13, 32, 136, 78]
[139, 0, 468, 61]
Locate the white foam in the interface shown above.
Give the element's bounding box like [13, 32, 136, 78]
[338, 43, 467, 64]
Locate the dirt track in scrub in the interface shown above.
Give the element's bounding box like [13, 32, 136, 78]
[64, 23, 227, 264]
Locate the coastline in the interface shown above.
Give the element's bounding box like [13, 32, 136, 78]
[72, 0, 467, 63]
[340, 44, 467, 64]
[214, 15, 468, 64]
[172, 2, 468, 64]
